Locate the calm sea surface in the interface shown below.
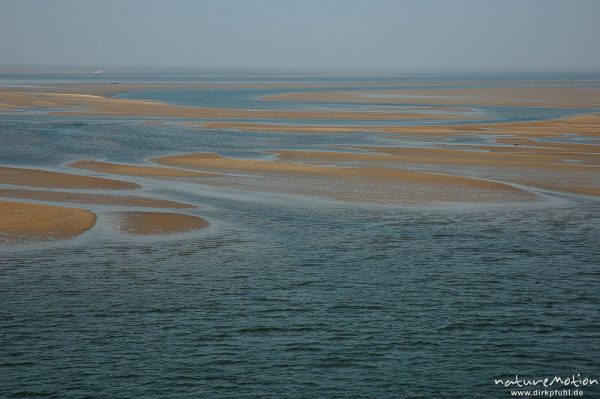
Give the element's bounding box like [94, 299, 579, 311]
[1, 73, 599, 398]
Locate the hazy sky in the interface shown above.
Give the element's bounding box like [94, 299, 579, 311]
[1, 0, 600, 71]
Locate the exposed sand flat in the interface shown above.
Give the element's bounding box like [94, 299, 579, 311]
[0, 166, 140, 190]
[116, 211, 209, 235]
[459, 113, 600, 136]
[69, 160, 217, 179]
[154, 152, 343, 175]
[364, 113, 600, 138]
[0, 92, 107, 108]
[493, 137, 600, 152]
[278, 147, 600, 198]
[198, 113, 600, 139]
[200, 122, 460, 136]
[264, 87, 600, 108]
[448, 146, 600, 166]
[0, 189, 195, 209]
[200, 122, 371, 134]
[0, 91, 473, 121]
[449, 144, 597, 155]
[0, 200, 96, 242]
[152, 152, 534, 204]
[151, 152, 525, 188]
[347, 146, 600, 168]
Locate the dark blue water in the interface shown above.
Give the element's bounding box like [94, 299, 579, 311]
[2, 199, 599, 398]
[1, 76, 600, 398]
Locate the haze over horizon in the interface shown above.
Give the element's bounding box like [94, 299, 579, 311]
[1, 0, 600, 72]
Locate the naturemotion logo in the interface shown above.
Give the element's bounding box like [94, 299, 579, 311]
[494, 374, 598, 397]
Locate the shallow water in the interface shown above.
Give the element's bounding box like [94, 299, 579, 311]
[1, 74, 599, 398]
[117, 87, 581, 124]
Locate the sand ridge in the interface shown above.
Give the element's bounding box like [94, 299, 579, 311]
[116, 211, 209, 235]
[0, 166, 140, 190]
[68, 160, 218, 179]
[199, 122, 371, 134]
[0, 188, 196, 209]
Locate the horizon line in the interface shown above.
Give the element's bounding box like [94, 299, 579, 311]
[1, 64, 600, 75]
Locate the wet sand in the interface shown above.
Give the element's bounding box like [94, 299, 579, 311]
[0, 189, 196, 209]
[69, 160, 217, 179]
[339, 145, 600, 168]
[0, 200, 96, 242]
[199, 113, 600, 139]
[0, 166, 140, 190]
[116, 211, 209, 235]
[264, 87, 600, 108]
[0, 91, 471, 121]
[200, 122, 370, 134]
[153, 152, 534, 204]
[493, 137, 600, 152]
[275, 147, 599, 198]
[363, 113, 600, 138]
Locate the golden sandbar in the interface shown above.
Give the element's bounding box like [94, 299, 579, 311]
[152, 152, 533, 204]
[69, 160, 217, 179]
[116, 211, 209, 235]
[279, 147, 599, 198]
[0, 189, 195, 209]
[0, 166, 139, 190]
[0, 200, 96, 242]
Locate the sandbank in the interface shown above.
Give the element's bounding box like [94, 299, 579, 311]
[364, 113, 600, 138]
[116, 211, 209, 235]
[264, 87, 600, 109]
[68, 160, 217, 179]
[0, 200, 96, 242]
[200, 122, 370, 134]
[0, 166, 140, 190]
[0, 189, 195, 209]
[198, 113, 600, 139]
[278, 147, 599, 198]
[0, 91, 474, 121]
[152, 152, 534, 204]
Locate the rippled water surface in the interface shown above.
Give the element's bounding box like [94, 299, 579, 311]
[1, 74, 599, 398]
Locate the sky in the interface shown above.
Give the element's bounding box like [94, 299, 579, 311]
[1, 0, 600, 72]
